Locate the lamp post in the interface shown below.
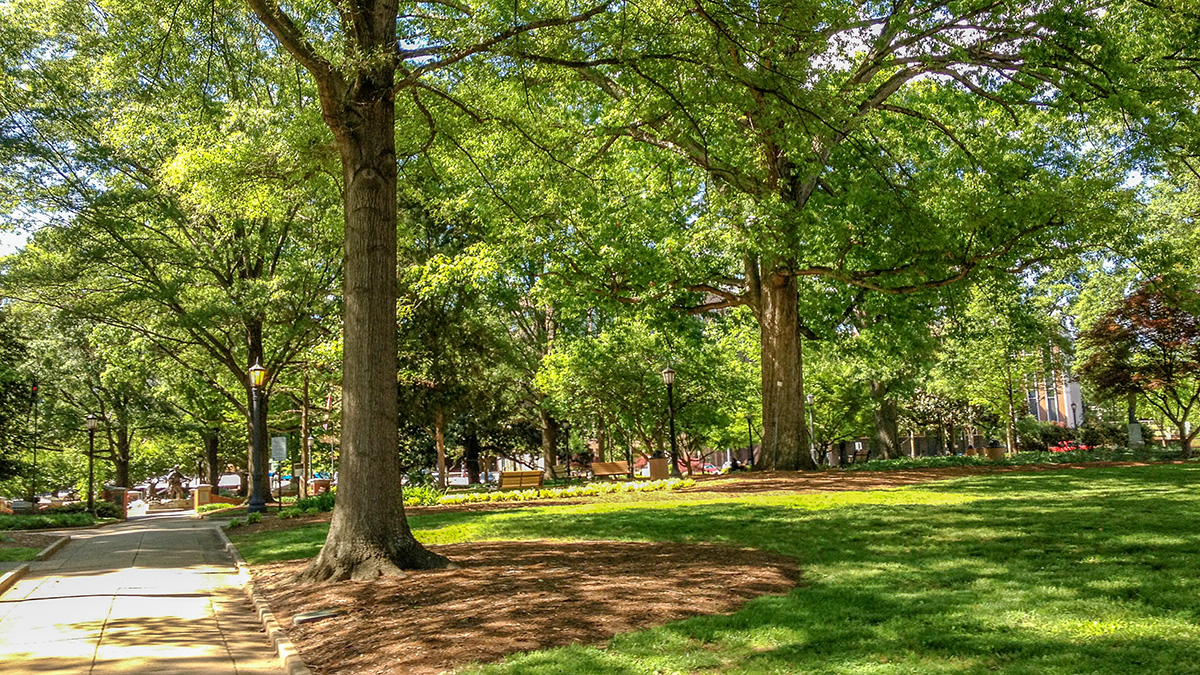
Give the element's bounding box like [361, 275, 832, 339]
[85, 414, 99, 515]
[1071, 402, 1078, 428]
[248, 361, 269, 514]
[662, 367, 681, 477]
[745, 414, 753, 466]
[28, 377, 38, 504]
[806, 393, 816, 463]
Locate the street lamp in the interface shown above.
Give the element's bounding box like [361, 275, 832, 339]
[248, 361, 269, 514]
[745, 414, 753, 466]
[662, 367, 681, 477]
[806, 393, 816, 463]
[1071, 401, 1078, 428]
[85, 413, 99, 515]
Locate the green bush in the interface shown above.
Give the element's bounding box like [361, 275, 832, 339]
[403, 484, 445, 507]
[293, 491, 336, 513]
[0, 513, 94, 530]
[1078, 420, 1129, 448]
[439, 478, 695, 506]
[278, 507, 302, 519]
[227, 518, 243, 529]
[246, 512, 263, 525]
[93, 501, 122, 519]
[197, 503, 239, 514]
[1015, 417, 1076, 452]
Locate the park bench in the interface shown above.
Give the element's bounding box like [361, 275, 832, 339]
[852, 448, 870, 464]
[591, 461, 630, 479]
[499, 470, 544, 490]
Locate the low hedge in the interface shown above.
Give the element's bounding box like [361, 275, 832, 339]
[0, 513, 94, 530]
[439, 477, 695, 505]
[843, 446, 1189, 472]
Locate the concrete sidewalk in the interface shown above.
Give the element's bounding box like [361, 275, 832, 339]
[0, 514, 284, 675]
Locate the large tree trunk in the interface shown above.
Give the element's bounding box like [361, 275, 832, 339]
[1178, 422, 1193, 458]
[298, 79, 447, 581]
[540, 408, 560, 477]
[114, 425, 130, 488]
[463, 432, 481, 484]
[870, 381, 900, 459]
[204, 429, 220, 487]
[758, 270, 813, 471]
[246, 319, 271, 508]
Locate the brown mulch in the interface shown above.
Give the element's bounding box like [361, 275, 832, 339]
[688, 460, 1172, 493]
[251, 540, 799, 675]
[0, 532, 58, 550]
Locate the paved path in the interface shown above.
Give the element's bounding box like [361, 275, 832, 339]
[0, 514, 284, 675]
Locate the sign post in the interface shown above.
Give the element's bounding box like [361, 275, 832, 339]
[271, 437, 287, 512]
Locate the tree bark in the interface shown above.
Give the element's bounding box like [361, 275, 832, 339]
[204, 428, 220, 487]
[434, 408, 447, 489]
[758, 270, 813, 470]
[540, 408, 559, 477]
[294, 61, 447, 580]
[246, 318, 271, 508]
[114, 424, 130, 488]
[870, 381, 900, 459]
[463, 432, 481, 484]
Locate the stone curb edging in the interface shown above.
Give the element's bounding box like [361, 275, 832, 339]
[36, 535, 70, 561]
[0, 535, 71, 596]
[215, 525, 313, 675]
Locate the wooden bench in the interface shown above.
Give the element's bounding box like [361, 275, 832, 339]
[499, 470, 544, 490]
[591, 461, 630, 479]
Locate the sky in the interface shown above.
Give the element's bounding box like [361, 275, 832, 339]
[0, 230, 29, 255]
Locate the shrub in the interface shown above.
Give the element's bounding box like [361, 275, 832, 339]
[1078, 420, 1129, 448]
[0, 513, 94, 530]
[278, 507, 302, 519]
[197, 503, 238, 514]
[1016, 417, 1076, 452]
[227, 518, 243, 529]
[246, 512, 263, 524]
[439, 478, 695, 506]
[403, 484, 445, 507]
[93, 501, 122, 519]
[293, 491, 336, 513]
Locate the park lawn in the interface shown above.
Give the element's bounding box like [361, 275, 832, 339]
[234, 463, 1200, 675]
[0, 547, 39, 562]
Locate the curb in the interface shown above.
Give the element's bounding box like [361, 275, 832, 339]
[215, 526, 313, 675]
[0, 564, 29, 596]
[36, 535, 70, 561]
[0, 535, 70, 596]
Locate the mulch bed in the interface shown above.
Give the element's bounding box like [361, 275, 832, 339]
[0, 532, 58, 550]
[242, 460, 1171, 674]
[251, 540, 800, 675]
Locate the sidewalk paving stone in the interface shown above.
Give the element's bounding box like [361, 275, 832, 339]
[0, 514, 284, 675]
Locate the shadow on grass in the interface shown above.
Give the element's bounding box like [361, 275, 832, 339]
[239, 464, 1200, 674]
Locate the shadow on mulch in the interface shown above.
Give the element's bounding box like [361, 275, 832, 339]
[252, 540, 800, 675]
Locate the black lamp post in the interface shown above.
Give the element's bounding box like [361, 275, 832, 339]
[806, 393, 816, 462]
[662, 367, 681, 477]
[745, 414, 753, 465]
[29, 377, 38, 504]
[85, 413, 99, 515]
[248, 361, 269, 514]
[1071, 401, 1078, 428]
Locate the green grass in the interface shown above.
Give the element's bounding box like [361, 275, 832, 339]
[233, 464, 1200, 674]
[0, 547, 39, 562]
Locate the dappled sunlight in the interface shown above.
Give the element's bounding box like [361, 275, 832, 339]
[251, 540, 799, 675]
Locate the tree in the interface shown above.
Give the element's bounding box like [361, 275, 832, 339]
[243, 0, 609, 580]
[1077, 281, 1200, 456]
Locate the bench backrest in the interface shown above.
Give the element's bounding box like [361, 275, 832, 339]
[499, 470, 544, 490]
[591, 461, 629, 476]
